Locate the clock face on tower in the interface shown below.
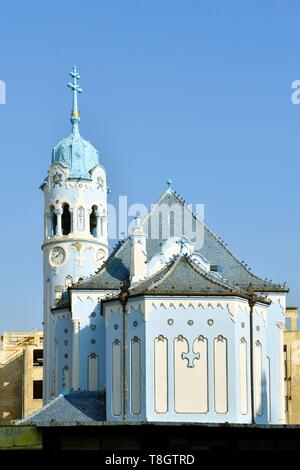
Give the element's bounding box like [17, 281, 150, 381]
[49, 246, 66, 266]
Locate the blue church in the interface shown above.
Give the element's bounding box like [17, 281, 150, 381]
[20, 67, 288, 426]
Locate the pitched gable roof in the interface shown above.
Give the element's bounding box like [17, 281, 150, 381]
[17, 392, 105, 426]
[70, 190, 285, 294]
[104, 254, 270, 304]
[72, 240, 130, 291]
[142, 191, 285, 291]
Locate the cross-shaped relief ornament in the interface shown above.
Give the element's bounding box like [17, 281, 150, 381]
[177, 335, 200, 368]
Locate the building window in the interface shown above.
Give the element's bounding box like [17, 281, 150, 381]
[88, 353, 99, 391]
[266, 356, 271, 422]
[174, 335, 208, 414]
[62, 203, 71, 235]
[63, 366, 70, 392]
[49, 205, 57, 237]
[284, 359, 288, 381]
[170, 211, 175, 237]
[33, 380, 43, 399]
[33, 349, 43, 366]
[240, 338, 248, 415]
[214, 335, 228, 414]
[131, 337, 141, 415]
[254, 340, 263, 416]
[112, 339, 122, 416]
[154, 336, 168, 414]
[90, 205, 97, 236]
[285, 395, 289, 413]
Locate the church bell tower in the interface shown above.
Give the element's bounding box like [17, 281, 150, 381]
[41, 67, 109, 402]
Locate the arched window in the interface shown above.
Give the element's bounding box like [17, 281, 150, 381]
[62, 203, 71, 235]
[49, 205, 57, 237]
[154, 336, 168, 413]
[254, 340, 262, 416]
[131, 337, 141, 415]
[63, 366, 70, 393]
[90, 205, 97, 236]
[214, 335, 228, 413]
[112, 339, 122, 416]
[170, 211, 175, 237]
[88, 353, 99, 391]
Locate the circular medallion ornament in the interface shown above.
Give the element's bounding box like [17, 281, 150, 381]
[49, 246, 66, 266]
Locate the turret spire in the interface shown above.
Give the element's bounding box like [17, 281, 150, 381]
[67, 65, 82, 134]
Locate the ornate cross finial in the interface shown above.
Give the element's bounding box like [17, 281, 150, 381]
[176, 235, 189, 255]
[166, 178, 173, 193]
[68, 65, 82, 133]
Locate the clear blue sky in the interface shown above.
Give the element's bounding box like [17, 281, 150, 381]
[0, 0, 299, 331]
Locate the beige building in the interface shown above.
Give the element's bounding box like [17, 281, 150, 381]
[0, 332, 43, 423]
[284, 307, 300, 424]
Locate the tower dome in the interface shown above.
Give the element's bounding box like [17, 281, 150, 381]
[52, 132, 100, 179]
[52, 65, 100, 179]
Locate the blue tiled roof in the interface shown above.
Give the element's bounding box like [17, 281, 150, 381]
[17, 392, 105, 426]
[52, 131, 100, 180]
[142, 191, 284, 291]
[72, 190, 285, 294]
[129, 254, 247, 297]
[103, 254, 270, 305]
[71, 241, 130, 292]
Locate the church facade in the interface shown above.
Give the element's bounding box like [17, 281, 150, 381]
[34, 68, 287, 426]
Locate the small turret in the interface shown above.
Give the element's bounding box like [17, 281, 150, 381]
[130, 216, 147, 284]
